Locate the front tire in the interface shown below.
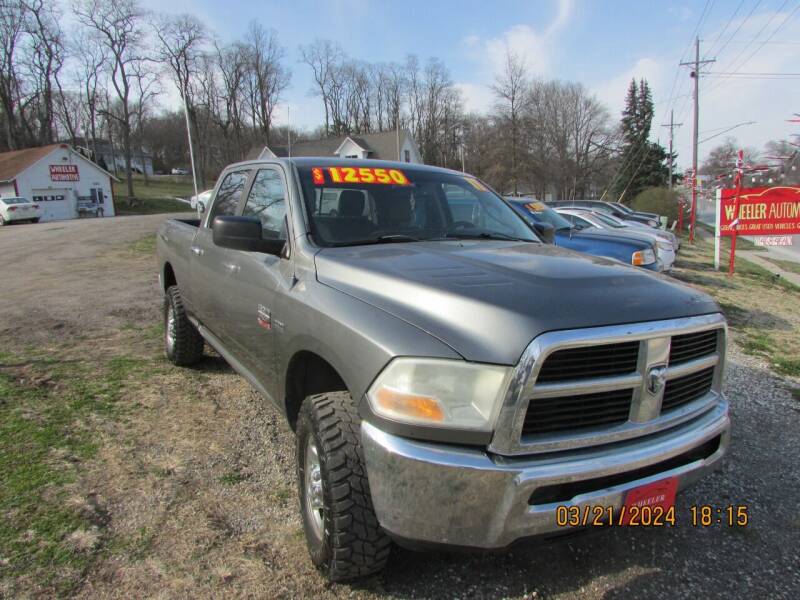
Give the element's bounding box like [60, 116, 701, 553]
[296, 392, 391, 581]
[164, 285, 204, 366]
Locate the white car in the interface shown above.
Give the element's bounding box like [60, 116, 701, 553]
[190, 189, 213, 214]
[171, 167, 189, 175]
[0, 197, 41, 225]
[556, 208, 677, 271]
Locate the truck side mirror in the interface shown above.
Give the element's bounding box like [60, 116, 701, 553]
[533, 222, 555, 244]
[212, 215, 286, 256]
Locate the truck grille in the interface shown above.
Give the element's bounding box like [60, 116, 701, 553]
[669, 330, 718, 365]
[662, 367, 715, 412]
[517, 322, 723, 442]
[535, 341, 640, 383]
[522, 389, 633, 435]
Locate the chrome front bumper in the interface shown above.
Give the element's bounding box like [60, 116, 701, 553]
[361, 401, 730, 548]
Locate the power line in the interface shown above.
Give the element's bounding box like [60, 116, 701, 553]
[705, 0, 797, 94]
[601, 0, 715, 200]
[680, 37, 716, 241]
[704, 0, 747, 59]
[711, 0, 764, 59]
[698, 120, 756, 144]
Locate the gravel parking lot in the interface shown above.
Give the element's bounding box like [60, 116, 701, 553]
[1, 215, 799, 598]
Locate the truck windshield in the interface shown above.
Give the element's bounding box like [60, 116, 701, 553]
[296, 165, 539, 247]
[591, 211, 627, 228]
[512, 200, 573, 231]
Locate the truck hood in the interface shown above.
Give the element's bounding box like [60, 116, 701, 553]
[314, 241, 719, 365]
[570, 227, 657, 247]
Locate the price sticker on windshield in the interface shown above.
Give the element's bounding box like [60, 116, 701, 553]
[525, 202, 546, 213]
[465, 178, 489, 192]
[316, 167, 411, 186]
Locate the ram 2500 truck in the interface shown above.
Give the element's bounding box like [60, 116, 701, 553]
[156, 158, 730, 581]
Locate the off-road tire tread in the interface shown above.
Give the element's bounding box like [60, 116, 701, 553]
[299, 392, 391, 581]
[165, 285, 204, 366]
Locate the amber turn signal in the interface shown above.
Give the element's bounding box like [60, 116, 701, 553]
[374, 387, 444, 422]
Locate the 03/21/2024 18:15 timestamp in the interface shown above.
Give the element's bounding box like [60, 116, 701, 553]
[555, 505, 749, 528]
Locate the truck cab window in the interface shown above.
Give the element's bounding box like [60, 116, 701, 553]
[207, 170, 248, 227]
[242, 169, 288, 239]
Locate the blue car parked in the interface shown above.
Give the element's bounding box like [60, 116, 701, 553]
[506, 198, 662, 271]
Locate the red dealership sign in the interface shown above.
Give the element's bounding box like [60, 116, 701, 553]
[49, 164, 79, 181]
[719, 186, 800, 236]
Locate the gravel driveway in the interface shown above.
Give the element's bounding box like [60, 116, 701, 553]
[0, 215, 798, 599]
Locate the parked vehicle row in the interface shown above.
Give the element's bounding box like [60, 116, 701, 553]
[548, 199, 661, 228]
[0, 197, 40, 225]
[157, 158, 729, 581]
[555, 208, 676, 270]
[507, 198, 664, 271]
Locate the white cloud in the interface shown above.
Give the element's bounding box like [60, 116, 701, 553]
[461, 0, 574, 78]
[591, 6, 800, 169]
[455, 82, 494, 114]
[455, 0, 573, 113]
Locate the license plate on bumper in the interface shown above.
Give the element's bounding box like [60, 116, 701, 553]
[620, 476, 678, 525]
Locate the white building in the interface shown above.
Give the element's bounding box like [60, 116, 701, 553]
[0, 143, 118, 222]
[247, 130, 423, 164]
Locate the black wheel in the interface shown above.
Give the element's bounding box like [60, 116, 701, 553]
[31, 218, 40, 223]
[296, 392, 391, 581]
[164, 285, 204, 366]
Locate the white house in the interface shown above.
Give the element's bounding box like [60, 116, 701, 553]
[0, 143, 118, 222]
[247, 130, 423, 164]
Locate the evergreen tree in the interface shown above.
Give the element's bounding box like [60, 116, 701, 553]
[614, 78, 669, 201]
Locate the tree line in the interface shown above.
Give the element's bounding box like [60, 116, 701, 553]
[1, 0, 685, 201]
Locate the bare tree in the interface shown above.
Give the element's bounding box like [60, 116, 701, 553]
[74, 0, 148, 203]
[154, 13, 206, 183]
[71, 29, 107, 162]
[491, 49, 528, 195]
[242, 21, 289, 146]
[299, 39, 341, 137]
[0, 0, 26, 149]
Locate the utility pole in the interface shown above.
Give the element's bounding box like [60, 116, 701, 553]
[182, 89, 199, 203]
[681, 37, 715, 242]
[661, 109, 682, 189]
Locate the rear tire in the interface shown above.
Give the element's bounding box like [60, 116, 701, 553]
[164, 285, 204, 366]
[31, 218, 39, 224]
[296, 392, 391, 581]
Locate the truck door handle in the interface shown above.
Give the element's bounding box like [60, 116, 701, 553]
[224, 263, 240, 273]
[191, 246, 204, 256]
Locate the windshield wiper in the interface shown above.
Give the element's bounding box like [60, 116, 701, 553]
[443, 231, 531, 242]
[327, 234, 425, 247]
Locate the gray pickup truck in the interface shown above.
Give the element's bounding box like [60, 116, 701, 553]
[156, 158, 730, 581]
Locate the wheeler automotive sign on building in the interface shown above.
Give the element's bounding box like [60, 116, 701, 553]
[0, 143, 118, 222]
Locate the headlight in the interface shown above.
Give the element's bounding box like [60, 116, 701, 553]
[647, 219, 658, 227]
[632, 248, 656, 265]
[367, 358, 512, 431]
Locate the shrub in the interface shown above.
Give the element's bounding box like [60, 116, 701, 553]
[631, 187, 682, 225]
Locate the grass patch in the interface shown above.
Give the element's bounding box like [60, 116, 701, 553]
[774, 357, 800, 378]
[672, 232, 799, 380]
[113, 175, 195, 215]
[219, 472, 249, 486]
[740, 332, 774, 357]
[0, 348, 163, 595]
[790, 388, 800, 402]
[114, 197, 190, 216]
[763, 256, 800, 276]
[128, 233, 156, 254]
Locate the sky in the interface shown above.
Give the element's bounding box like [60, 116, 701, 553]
[138, 0, 800, 171]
